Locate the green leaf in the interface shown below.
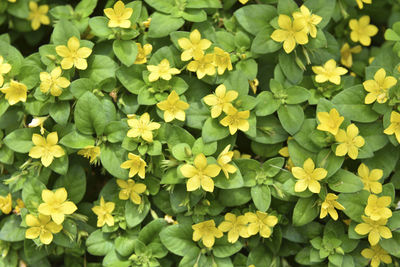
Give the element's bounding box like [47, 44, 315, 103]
[59, 130, 95, 149]
[202, 118, 230, 143]
[218, 188, 251, 207]
[116, 65, 147, 94]
[86, 230, 114, 256]
[125, 199, 150, 228]
[251, 27, 281, 54]
[113, 40, 138, 67]
[285, 86, 311, 104]
[148, 12, 185, 38]
[316, 149, 343, 178]
[50, 154, 69, 175]
[214, 163, 244, 189]
[88, 17, 113, 38]
[185, 0, 222, 8]
[75, 0, 98, 17]
[279, 52, 304, 84]
[338, 191, 368, 222]
[80, 55, 118, 85]
[50, 101, 70, 125]
[328, 169, 364, 193]
[277, 105, 304, 135]
[364, 144, 399, 179]
[292, 196, 319, 226]
[51, 19, 80, 45]
[160, 224, 197, 256]
[255, 91, 280, 116]
[234, 5, 277, 36]
[100, 144, 129, 179]
[251, 185, 271, 212]
[74, 91, 107, 135]
[213, 235, 242, 258]
[139, 219, 168, 245]
[0, 215, 25, 242]
[249, 115, 288, 144]
[277, 0, 298, 15]
[4, 128, 34, 153]
[53, 164, 86, 203]
[303, 0, 336, 28]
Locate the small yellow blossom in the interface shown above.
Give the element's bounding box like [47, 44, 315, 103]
[142, 18, 151, 28]
[270, 14, 308, 54]
[292, 158, 327, 193]
[92, 197, 115, 227]
[134, 43, 152, 64]
[335, 124, 365, 160]
[104, 0, 133, 28]
[217, 145, 236, 178]
[340, 43, 362, 68]
[349, 16, 378, 46]
[192, 220, 223, 248]
[355, 215, 392, 245]
[320, 193, 345, 220]
[218, 213, 249, 243]
[29, 132, 65, 167]
[220, 106, 250, 135]
[147, 59, 180, 82]
[363, 68, 397, 104]
[316, 108, 344, 135]
[164, 214, 177, 224]
[384, 111, 400, 143]
[156, 90, 189, 122]
[28, 116, 47, 135]
[279, 146, 289, 157]
[312, 59, 348, 85]
[25, 214, 62, 245]
[178, 29, 211, 61]
[38, 188, 78, 225]
[249, 78, 259, 94]
[239, 0, 249, 4]
[0, 193, 12, 214]
[56, 36, 92, 70]
[212, 47, 233, 75]
[233, 150, 251, 159]
[203, 84, 238, 118]
[28, 1, 50, 31]
[127, 113, 160, 143]
[356, 0, 372, 9]
[361, 245, 392, 267]
[0, 80, 27, 105]
[357, 163, 383, 194]
[365, 195, 392, 221]
[13, 198, 24, 215]
[0, 56, 11, 86]
[245, 211, 278, 238]
[116, 179, 146, 205]
[40, 67, 70, 96]
[292, 5, 322, 38]
[187, 54, 216, 79]
[180, 153, 221, 192]
[77, 145, 101, 164]
[120, 153, 146, 179]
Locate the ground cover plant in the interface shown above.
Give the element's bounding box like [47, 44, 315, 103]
[1, 0, 400, 266]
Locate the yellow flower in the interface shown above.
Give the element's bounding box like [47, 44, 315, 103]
[355, 216, 392, 245]
[217, 145, 236, 178]
[29, 132, 65, 167]
[120, 153, 146, 179]
[335, 124, 365, 160]
[218, 213, 249, 243]
[203, 84, 238, 118]
[356, 0, 372, 9]
[28, 116, 47, 135]
[25, 214, 62, 245]
[0, 193, 12, 214]
[384, 111, 400, 143]
[270, 14, 308, 54]
[178, 29, 211, 61]
[92, 197, 115, 227]
[0, 80, 27, 105]
[245, 211, 278, 238]
[0, 56, 11, 87]
[134, 43, 152, 64]
[127, 113, 160, 143]
[340, 43, 362, 68]
[28, 1, 50, 31]
[187, 54, 216, 79]
[349, 16, 378, 46]
[239, 0, 249, 4]
[180, 153, 221, 192]
[357, 163, 383, 194]
[156, 90, 189, 122]
[212, 47, 233, 75]
[142, 18, 151, 28]
[14, 198, 25, 215]
[116, 179, 146, 205]
[361, 245, 392, 267]
[147, 59, 180, 82]
[292, 158, 327, 193]
[320, 193, 345, 220]
[56, 36, 92, 70]
[233, 150, 251, 159]
[316, 108, 344, 135]
[104, 0, 133, 28]
[292, 5, 322, 38]
[363, 68, 397, 104]
[220, 106, 250, 135]
[365, 195, 392, 221]
[279, 146, 289, 157]
[192, 220, 223, 248]
[312, 59, 348, 85]
[38, 188, 78, 225]
[249, 78, 259, 94]
[40, 67, 70, 96]
[77, 145, 101, 164]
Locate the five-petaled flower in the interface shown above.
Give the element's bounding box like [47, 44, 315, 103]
[28, 1, 50, 31]
[178, 29, 211, 61]
[340, 43, 362, 68]
[356, 0, 372, 10]
[0, 55, 11, 87]
[38, 188, 77, 225]
[117, 179, 146, 205]
[0, 80, 28, 105]
[192, 220, 223, 248]
[92, 196, 115, 227]
[320, 193, 345, 220]
[384, 111, 400, 143]
[365, 195, 392, 221]
[245, 211, 278, 238]
[357, 163, 383, 194]
[212, 47, 233, 75]
[187, 54, 216, 79]
[120, 153, 147, 179]
[335, 124, 365, 160]
[134, 43, 152, 64]
[29, 132, 65, 167]
[217, 145, 236, 179]
[363, 68, 397, 104]
[203, 84, 238, 118]
[56, 36, 92, 70]
[316, 108, 344, 135]
[0, 193, 12, 214]
[218, 213, 249, 243]
[40, 67, 70, 96]
[147, 59, 180, 82]
[361, 245, 392, 267]
[104, 0, 133, 28]
[292, 5, 322, 38]
[349, 15, 378, 46]
[180, 153, 221, 192]
[77, 145, 101, 164]
[220, 106, 250, 135]
[292, 158, 327, 193]
[127, 112, 160, 143]
[312, 59, 348, 85]
[156, 90, 189, 122]
[25, 214, 62, 245]
[355, 215, 392, 245]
